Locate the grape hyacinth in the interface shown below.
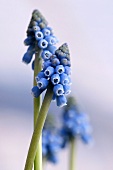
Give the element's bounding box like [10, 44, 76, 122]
[22, 9, 58, 65]
[42, 128, 62, 164]
[32, 43, 72, 107]
[60, 97, 93, 148]
[41, 113, 62, 164]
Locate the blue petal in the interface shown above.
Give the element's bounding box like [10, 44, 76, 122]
[45, 36, 57, 45]
[38, 39, 48, 49]
[63, 85, 71, 95]
[51, 74, 60, 85]
[53, 84, 64, 96]
[41, 50, 52, 60]
[22, 52, 33, 64]
[37, 78, 49, 90]
[43, 60, 51, 70]
[65, 66, 71, 75]
[35, 71, 45, 82]
[55, 65, 65, 74]
[35, 31, 44, 40]
[46, 45, 57, 54]
[60, 73, 69, 85]
[44, 66, 54, 77]
[31, 86, 42, 98]
[42, 28, 51, 37]
[56, 95, 67, 107]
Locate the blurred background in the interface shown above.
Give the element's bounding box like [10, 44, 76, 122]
[0, 0, 113, 169]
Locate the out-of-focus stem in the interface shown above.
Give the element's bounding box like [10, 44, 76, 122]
[69, 137, 76, 170]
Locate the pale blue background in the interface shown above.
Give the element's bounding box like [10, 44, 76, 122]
[0, 0, 113, 169]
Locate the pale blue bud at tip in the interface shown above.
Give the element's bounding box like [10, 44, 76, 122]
[51, 58, 60, 67]
[35, 71, 45, 82]
[33, 25, 40, 32]
[65, 66, 71, 75]
[37, 78, 49, 90]
[60, 73, 69, 85]
[55, 65, 65, 74]
[63, 85, 71, 95]
[51, 74, 60, 85]
[31, 86, 42, 98]
[46, 45, 57, 54]
[38, 39, 48, 49]
[55, 50, 66, 59]
[56, 95, 67, 107]
[42, 28, 51, 37]
[60, 58, 71, 66]
[35, 31, 44, 40]
[41, 50, 52, 60]
[53, 84, 64, 96]
[44, 66, 54, 77]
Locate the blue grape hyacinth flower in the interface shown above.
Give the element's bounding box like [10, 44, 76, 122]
[32, 43, 72, 107]
[22, 9, 58, 65]
[42, 113, 62, 164]
[42, 129, 62, 164]
[60, 97, 93, 148]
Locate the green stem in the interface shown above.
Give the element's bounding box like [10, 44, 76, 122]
[24, 85, 53, 170]
[69, 137, 76, 170]
[34, 48, 42, 170]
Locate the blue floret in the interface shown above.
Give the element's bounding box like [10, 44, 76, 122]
[53, 84, 64, 96]
[37, 78, 49, 90]
[56, 95, 67, 107]
[41, 50, 52, 60]
[31, 86, 42, 98]
[42, 128, 62, 164]
[38, 39, 48, 49]
[22, 52, 33, 64]
[35, 31, 44, 40]
[60, 97, 93, 147]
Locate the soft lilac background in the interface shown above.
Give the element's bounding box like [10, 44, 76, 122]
[0, 0, 113, 170]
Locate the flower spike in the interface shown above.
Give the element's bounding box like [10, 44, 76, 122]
[31, 43, 72, 107]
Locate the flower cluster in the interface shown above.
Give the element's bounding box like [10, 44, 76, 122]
[32, 43, 71, 107]
[42, 128, 62, 163]
[22, 9, 58, 65]
[42, 113, 62, 163]
[60, 97, 93, 148]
